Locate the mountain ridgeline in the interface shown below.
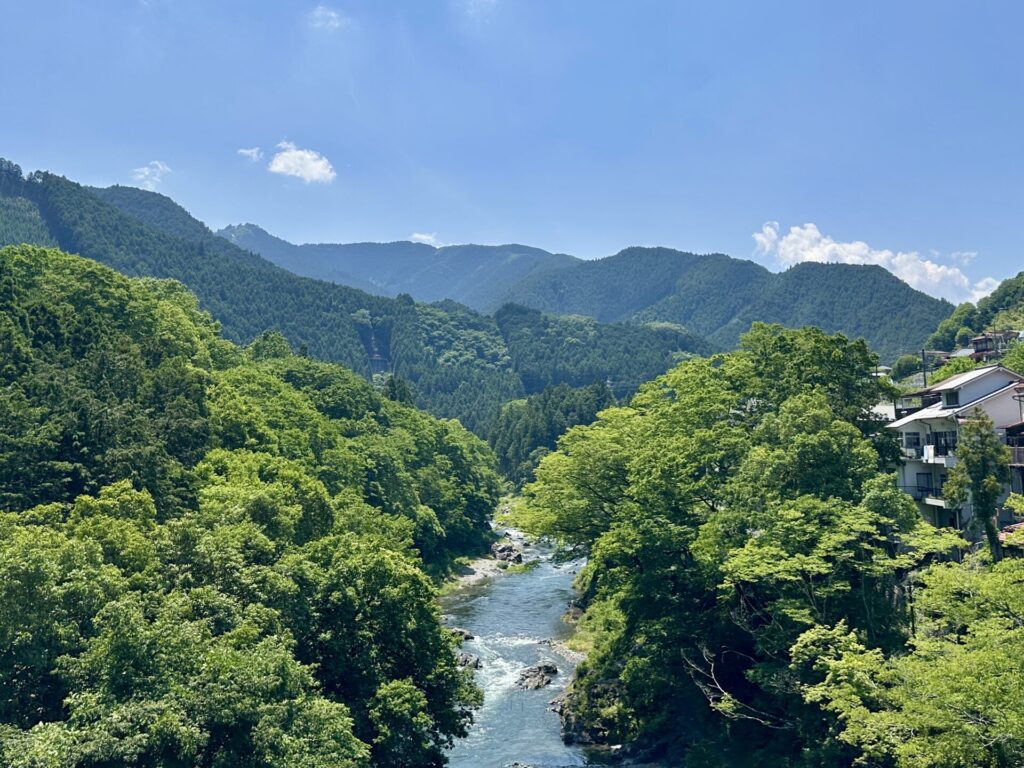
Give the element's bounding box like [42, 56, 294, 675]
[226, 226, 953, 363]
[219, 223, 580, 310]
[0, 159, 709, 434]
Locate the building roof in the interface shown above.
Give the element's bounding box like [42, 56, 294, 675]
[950, 347, 975, 358]
[888, 404, 953, 429]
[887, 380, 1022, 430]
[927, 364, 1022, 393]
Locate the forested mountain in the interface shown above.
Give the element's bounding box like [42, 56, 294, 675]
[220, 223, 579, 310]
[488, 381, 615, 487]
[928, 269, 1024, 350]
[514, 323, 1022, 765]
[228, 223, 951, 363]
[0, 159, 709, 434]
[0, 243, 505, 766]
[503, 247, 954, 362]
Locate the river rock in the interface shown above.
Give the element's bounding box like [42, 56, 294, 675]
[491, 540, 523, 564]
[516, 663, 558, 689]
[548, 689, 567, 713]
[457, 651, 482, 669]
[450, 627, 474, 640]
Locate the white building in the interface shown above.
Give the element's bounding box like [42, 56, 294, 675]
[887, 365, 1024, 529]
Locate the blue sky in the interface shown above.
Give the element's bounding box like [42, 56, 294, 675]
[3, 1, 1022, 302]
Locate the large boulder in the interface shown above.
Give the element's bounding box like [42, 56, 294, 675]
[457, 651, 482, 669]
[491, 540, 523, 564]
[516, 663, 558, 690]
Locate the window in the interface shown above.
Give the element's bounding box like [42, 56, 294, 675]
[944, 391, 960, 407]
[934, 431, 957, 455]
[916, 472, 934, 494]
[903, 432, 921, 448]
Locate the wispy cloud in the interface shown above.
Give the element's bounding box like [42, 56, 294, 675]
[131, 160, 171, 191]
[753, 221, 997, 304]
[267, 141, 336, 184]
[410, 232, 442, 247]
[237, 147, 263, 162]
[308, 4, 350, 30]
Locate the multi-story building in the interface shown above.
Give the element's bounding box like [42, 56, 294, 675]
[888, 365, 1024, 530]
[970, 330, 1022, 362]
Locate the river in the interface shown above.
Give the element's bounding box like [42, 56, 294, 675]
[442, 534, 594, 768]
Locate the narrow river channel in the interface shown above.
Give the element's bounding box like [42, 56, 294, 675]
[442, 534, 592, 768]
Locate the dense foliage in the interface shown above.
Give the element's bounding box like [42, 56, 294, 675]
[800, 556, 1024, 767]
[927, 271, 1024, 351]
[0, 244, 503, 766]
[516, 323, 973, 765]
[501, 247, 953, 362]
[488, 381, 615, 487]
[0, 160, 706, 434]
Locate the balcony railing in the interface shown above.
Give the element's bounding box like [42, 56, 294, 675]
[898, 484, 937, 501]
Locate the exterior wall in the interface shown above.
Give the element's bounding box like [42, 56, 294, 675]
[970, 390, 1023, 427]
[954, 371, 1018, 405]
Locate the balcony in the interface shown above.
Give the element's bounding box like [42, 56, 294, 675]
[923, 492, 952, 508]
[922, 443, 957, 467]
[899, 484, 934, 501]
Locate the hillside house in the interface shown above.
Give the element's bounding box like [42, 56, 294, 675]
[888, 365, 1024, 530]
[970, 330, 1022, 362]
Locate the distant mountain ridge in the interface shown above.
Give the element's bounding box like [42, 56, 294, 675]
[226, 227, 955, 362]
[218, 223, 579, 309]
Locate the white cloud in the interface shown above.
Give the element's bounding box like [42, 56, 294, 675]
[410, 232, 442, 247]
[267, 141, 336, 184]
[308, 4, 349, 30]
[753, 221, 996, 304]
[970, 277, 1000, 303]
[131, 160, 171, 191]
[237, 147, 263, 162]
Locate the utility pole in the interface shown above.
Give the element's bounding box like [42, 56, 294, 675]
[921, 348, 928, 388]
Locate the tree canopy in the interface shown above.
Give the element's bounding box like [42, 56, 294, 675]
[0, 243, 501, 766]
[516, 323, 965, 765]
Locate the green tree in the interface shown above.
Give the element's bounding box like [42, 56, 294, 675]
[798, 557, 1024, 768]
[944, 409, 1010, 560]
[928, 355, 977, 384]
[890, 353, 921, 381]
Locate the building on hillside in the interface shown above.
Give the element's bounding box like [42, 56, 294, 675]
[888, 365, 1024, 531]
[969, 330, 1022, 362]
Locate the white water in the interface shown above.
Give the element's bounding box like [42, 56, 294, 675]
[443, 537, 593, 768]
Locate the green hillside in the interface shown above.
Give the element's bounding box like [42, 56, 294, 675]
[218, 201, 952, 364]
[928, 270, 1024, 350]
[504, 247, 953, 362]
[0, 159, 708, 434]
[0, 242, 502, 765]
[219, 222, 579, 310]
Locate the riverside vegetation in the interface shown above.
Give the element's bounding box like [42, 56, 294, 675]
[0, 244, 503, 767]
[3, 244, 1024, 767]
[516, 323, 1024, 767]
[4, 155, 1024, 765]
